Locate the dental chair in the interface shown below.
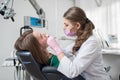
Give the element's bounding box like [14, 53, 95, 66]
[16, 50, 85, 80]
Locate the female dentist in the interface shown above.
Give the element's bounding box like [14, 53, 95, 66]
[47, 7, 111, 80]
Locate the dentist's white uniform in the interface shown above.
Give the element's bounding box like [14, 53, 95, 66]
[57, 35, 111, 80]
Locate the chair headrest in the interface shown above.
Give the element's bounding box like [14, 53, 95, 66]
[16, 50, 47, 80]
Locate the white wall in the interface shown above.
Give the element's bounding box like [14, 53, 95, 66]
[76, 0, 120, 48]
[0, 0, 74, 79]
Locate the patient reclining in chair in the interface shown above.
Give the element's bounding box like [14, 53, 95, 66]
[14, 29, 59, 68]
[14, 29, 86, 80]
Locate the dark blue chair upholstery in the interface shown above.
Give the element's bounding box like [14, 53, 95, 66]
[16, 50, 85, 80]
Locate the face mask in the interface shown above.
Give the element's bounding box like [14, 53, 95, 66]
[64, 29, 76, 37]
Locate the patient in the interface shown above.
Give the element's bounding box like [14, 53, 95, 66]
[14, 29, 59, 68]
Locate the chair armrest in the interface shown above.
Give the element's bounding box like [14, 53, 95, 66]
[42, 66, 58, 73]
[42, 66, 85, 80]
[42, 66, 65, 75]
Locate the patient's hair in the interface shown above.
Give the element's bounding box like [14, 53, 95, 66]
[14, 30, 49, 65]
[63, 7, 95, 54]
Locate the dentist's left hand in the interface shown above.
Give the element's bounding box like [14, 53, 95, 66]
[47, 36, 63, 55]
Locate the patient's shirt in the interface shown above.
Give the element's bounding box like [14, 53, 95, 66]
[48, 55, 59, 68]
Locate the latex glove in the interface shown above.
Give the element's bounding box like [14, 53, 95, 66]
[47, 36, 63, 55]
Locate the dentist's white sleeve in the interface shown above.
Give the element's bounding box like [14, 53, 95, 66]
[57, 36, 100, 78]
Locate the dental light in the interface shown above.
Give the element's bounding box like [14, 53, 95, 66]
[23, 0, 46, 28]
[20, 0, 47, 36]
[0, 0, 16, 22]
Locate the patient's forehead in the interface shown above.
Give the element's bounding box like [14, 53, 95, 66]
[33, 31, 41, 39]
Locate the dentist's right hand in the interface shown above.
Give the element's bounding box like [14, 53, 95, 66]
[47, 36, 63, 56]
